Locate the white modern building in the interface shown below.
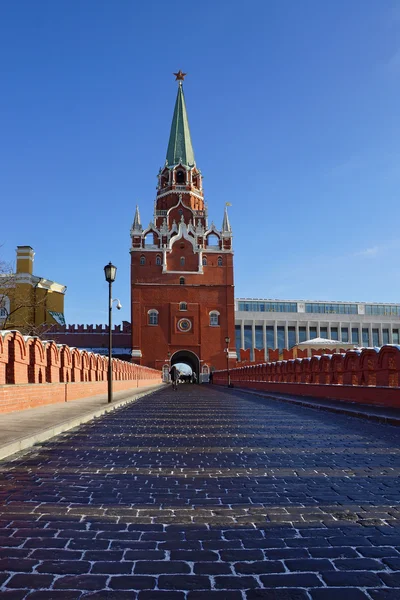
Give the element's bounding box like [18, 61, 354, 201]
[235, 298, 400, 360]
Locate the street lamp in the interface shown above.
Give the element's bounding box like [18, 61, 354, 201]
[104, 262, 117, 403]
[225, 336, 231, 387]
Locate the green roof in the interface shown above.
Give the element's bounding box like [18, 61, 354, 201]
[166, 83, 195, 168]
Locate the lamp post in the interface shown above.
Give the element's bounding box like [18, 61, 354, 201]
[225, 336, 231, 387]
[104, 262, 117, 403]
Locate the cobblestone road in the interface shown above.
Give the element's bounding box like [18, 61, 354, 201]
[0, 386, 400, 599]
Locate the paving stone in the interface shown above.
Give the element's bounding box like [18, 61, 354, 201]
[6, 573, 54, 588]
[357, 546, 399, 558]
[169, 550, 219, 561]
[108, 575, 156, 590]
[382, 557, 400, 570]
[0, 558, 39, 572]
[188, 593, 243, 599]
[333, 557, 385, 570]
[284, 558, 335, 571]
[214, 575, 259, 589]
[2, 593, 34, 600]
[134, 561, 191, 574]
[138, 593, 184, 600]
[91, 561, 134, 574]
[245, 590, 310, 599]
[309, 590, 370, 599]
[81, 593, 138, 600]
[193, 562, 232, 575]
[219, 550, 264, 561]
[378, 572, 400, 586]
[259, 573, 323, 587]
[308, 547, 358, 558]
[36, 561, 92, 574]
[27, 593, 82, 599]
[53, 575, 108, 590]
[158, 575, 211, 590]
[234, 560, 285, 574]
[0, 386, 399, 598]
[322, 571, 383, 586]
[368, 590, 400, 599]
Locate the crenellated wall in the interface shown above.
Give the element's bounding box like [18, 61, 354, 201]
[214, 346, 400, 408]
[0, 330, 162, 414]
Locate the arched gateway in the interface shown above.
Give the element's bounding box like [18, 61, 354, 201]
[170, 349, 200, 380]
[130, 72, 237, 373]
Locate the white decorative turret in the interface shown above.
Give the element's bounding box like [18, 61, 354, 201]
[131, 205, 142, 234]
[222, 205, 232, 234]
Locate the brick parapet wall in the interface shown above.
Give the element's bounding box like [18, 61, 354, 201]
[214, 345, 400, 408]
[42, 322, 131, 354]
[0, 330, 162, 414]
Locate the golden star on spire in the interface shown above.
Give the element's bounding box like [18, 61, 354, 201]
[173, 70, 187, 82]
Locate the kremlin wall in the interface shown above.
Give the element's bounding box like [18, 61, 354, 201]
[0, 330, 161, 414]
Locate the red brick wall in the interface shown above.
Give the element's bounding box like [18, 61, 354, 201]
[131, 252, 236, 372]
[42, 322, 132, 355]
[0, 379, 161, 414]
[214, 345, 400, 408]
[0, 330, 162, 413]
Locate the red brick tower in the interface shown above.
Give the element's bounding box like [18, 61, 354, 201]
[130, 72, 236, 380]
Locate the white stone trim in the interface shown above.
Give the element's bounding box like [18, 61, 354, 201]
[156, 188, 204, 202]
[0, 273, 66, 293]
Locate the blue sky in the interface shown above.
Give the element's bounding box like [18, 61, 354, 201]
[1, 0, 399, 326]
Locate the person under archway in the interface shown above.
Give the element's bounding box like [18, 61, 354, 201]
[169, 365, 179, 391]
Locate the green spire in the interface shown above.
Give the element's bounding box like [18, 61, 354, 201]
[166, 82, 195, 168]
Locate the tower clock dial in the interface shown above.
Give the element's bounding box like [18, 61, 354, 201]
[177, 318, 192, 332]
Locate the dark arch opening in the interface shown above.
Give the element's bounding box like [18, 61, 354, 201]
[176, 170, 185, 184]
[170, 349, 200, 381]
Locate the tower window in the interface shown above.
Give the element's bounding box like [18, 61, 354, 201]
[140, 255, 146, 265]
[176, 170, 185, 184]
[180, 277, 185, 285]
[180, 256, 185, 266]
[217, 256, 223, 267]
[179, 302, 187, 311]
[209, 311, 220, 327]
[156, 255, 161, 266]
[202, 256, 207, 266]
[148, 309, 159, 325]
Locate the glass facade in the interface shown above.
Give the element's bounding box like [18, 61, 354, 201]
[255, 325, 263, 349]
[235, 325, 241, 354]
[244, 325, 252, 349]
[237, 301, 297, 313]
[365, 304, 400, 316]
[305, 303, 357, 314]
[277, 326, 285, 352]
[288, 326, 296, 349]
[244, 325, 253, 360]
[235, 322, 400, 356]
[299, 327, 307, 343]
[266, 326, 274, 350]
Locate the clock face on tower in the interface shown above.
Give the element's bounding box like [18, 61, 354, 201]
[177, 318, 192, 332]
